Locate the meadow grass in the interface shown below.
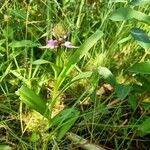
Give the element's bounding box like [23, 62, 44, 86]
[0, 0, 150, 149]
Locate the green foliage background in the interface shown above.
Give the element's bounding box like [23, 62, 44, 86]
[0, 0, 150, 149]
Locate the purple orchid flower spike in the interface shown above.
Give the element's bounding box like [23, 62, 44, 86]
[46, 39, 78, 49]
[62, 41, 78, 48]
[46, 39, 59, 49]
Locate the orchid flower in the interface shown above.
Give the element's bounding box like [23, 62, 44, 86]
[61, 41, 78, 48]
[46, 39, 78, 49]
[46, 39, 59, 49]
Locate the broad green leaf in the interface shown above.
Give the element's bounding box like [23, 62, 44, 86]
[51, 108, 78, 126]
[130, 28, 150, 49]
[137, 118, 150, 136]
[51, 108, 80, 140]
[116, 84, 132, 100]
[9, 40, 38, 48]
[129, 0, 150, 5]
[110, 7, 150, 24]
[128, 62, 150, 74]
[57, 112, 79, 140]
[98, 67, 116, 87]
[16, 85, 49, 118]
[56, 30, 103, 89]
[110, 7, 134, 21]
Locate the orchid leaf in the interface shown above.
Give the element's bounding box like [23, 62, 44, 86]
[116, 84, 132, 100]
[98, 67, 116, 87]
[51, 108, 80, 140]
[110, 7, 150, 24]
[129, 0, 150, 6]
[16, 85, 49, 118]
[128, 62, 150, 74]
[137, 118, 150, 136]
[130, 28, 150, 49]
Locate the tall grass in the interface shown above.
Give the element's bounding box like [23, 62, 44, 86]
[0, 0, 150, 149]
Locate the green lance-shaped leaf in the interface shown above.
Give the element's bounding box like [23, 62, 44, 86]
[116, 84, 132, 100]
[110, 7, 150, 24]
[98, 66, 117, 87]
[129, 0, 150, 6]
[128, 62, 150, 74]
[137, 118, 150, 136]
[16, 85, 49, 118]
[56, 30, 103, 89]
[130, 28, 150, 49]
[51, 108, 80, 140]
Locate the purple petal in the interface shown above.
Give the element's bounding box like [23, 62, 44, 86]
[62, 41, 78, 48]
[46, 39, 59, 49]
